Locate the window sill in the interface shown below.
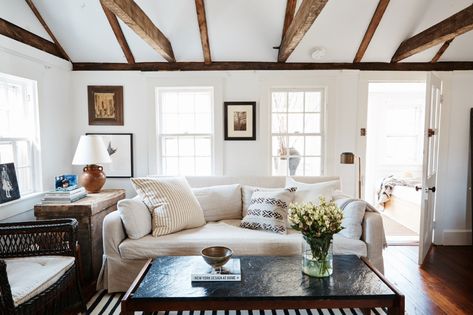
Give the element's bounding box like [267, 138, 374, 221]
[0, 192, 44, 208]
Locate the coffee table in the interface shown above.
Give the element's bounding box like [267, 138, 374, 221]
[121, 255, 404, 315]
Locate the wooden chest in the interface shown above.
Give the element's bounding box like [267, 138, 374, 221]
[34, 189, 125, 285]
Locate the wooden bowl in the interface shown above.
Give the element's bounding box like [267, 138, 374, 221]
[201, 246, 233, 268]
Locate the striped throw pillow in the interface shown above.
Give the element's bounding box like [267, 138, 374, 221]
[131, 177, 206, 237]
[240, 187, 296, 234]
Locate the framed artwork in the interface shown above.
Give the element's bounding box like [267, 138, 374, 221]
[224, 101, 256, 140]
[88, 85, 124, 125]
[0, 163, 20, 204]
[86, 133, 133, 178]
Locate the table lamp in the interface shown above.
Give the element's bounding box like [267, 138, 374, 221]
[340, 152, 361, 199]
[72, 135, 111, 193]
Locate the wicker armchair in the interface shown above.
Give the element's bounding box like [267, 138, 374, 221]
[0, 219, 86, 315]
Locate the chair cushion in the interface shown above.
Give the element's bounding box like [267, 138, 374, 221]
[192, 184, 242, 222]
[286, 177, 340, 203]
[4, 256, 75, 306]
[131, 177, 206, 237]
[118, 220, 367, 259]
[118, 196, 152, 240]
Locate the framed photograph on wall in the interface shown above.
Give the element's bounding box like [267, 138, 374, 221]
[0, 163, 20, 204]
[224, 101, 256, 140]
[86, 133, 133, 178]
[88, 85, 124, 125]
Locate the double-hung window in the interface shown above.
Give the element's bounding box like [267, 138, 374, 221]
[157, 88, 213, 175]
[271, 89, 325, 176]
[0, 73, 40, 196]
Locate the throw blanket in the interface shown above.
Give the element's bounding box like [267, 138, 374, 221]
[377, 175, 418, 207]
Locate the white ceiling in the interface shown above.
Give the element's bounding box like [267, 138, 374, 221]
[0, 0, 472, 63]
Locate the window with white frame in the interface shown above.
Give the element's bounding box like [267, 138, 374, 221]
[157, 88, 213, 176]
[271, 89, 325, 176]
[0, 73, 40, 196]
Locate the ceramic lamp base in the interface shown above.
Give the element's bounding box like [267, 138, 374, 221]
[79, 164, 106, 193]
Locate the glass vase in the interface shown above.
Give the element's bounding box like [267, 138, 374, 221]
[302, 235, 333, 277]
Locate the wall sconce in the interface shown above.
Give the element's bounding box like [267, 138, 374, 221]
[340, 152, 361, 199]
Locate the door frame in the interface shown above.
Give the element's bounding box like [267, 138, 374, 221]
[356, 72, 427, 201]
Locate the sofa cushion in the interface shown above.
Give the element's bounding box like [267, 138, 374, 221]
[286, 177, 340, 203]
[5, 256, 75, 306]
[118, 196, 152, 240]
[241, 185, 281, 217]
[240, 188, 296, 234]
[118, 220, 367, 259]
[192, 184, 242, 222]
[131, 177, 206, 237]
[335, 198, 366, 240]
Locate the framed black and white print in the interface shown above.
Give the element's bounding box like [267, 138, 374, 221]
[0, 163, 20, 204]
[224, 101, 256, 140]
[86, 133, 133, 178]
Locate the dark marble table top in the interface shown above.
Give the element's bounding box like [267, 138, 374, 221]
[132, 255, 395, 301]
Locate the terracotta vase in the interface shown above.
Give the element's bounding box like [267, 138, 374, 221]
[79, 164, 106, 193]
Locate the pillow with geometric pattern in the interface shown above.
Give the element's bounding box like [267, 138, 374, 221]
[240, 187, 296, 234]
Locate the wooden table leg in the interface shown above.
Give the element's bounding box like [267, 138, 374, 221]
[388, 294, 405, 315]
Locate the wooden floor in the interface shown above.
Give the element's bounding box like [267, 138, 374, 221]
[384, 245, 473, 315]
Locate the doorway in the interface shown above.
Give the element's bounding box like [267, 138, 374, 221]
[364, 82, 426, 245]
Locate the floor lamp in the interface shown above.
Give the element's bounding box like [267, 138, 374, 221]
[340, 152, 361, 199]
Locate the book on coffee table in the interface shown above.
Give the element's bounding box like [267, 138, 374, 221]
[191, 258, 241, 281]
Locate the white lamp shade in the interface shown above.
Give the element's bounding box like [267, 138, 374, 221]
[72, 135, 112, 165]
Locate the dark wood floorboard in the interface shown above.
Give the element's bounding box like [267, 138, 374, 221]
[384, 245, 473, 315]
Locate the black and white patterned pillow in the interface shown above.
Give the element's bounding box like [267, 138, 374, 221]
[240, 187, 296, 234]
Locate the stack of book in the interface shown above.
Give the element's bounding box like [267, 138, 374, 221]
[42, 187, 87, 204]
[191, 258, 241, 281]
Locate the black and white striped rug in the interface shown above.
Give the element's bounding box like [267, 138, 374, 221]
[86, 291, 388, 315]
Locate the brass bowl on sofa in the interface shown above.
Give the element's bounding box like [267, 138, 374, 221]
[201, 246, 233, 269]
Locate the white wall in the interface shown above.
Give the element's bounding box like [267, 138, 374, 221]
[435, 72, 473, 245]
[71, 70, 358, 197]
[70, 69, 473, 245]
[0, 38, 470, 245]
[0, 37, 72, 220]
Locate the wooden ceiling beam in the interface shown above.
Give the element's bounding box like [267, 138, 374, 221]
[431, 39, 454, 63]
[353, 0, 389, 63]
[0, 18, 65, 59]
[101, 3, 135, 64]
[195, 0, 211, 64]
[278, 0, 329, 62]
[100, 0, 175, 62]
[24, 0, 70, 61]
[392, 4, 473, 63]
[282, 0, 297, 37]
[72, 61, 473, 72]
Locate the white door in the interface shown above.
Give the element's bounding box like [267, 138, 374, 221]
[418, 73, 442, 264]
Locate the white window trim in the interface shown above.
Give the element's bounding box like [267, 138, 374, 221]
[156, 87, 216, 176]
[0, 73, 42, 196]
[269, 87, 327, 176]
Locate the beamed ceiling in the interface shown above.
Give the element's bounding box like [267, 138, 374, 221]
[1, 0, 473, 71]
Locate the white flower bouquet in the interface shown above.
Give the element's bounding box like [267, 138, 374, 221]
[288, 196, 344, 277]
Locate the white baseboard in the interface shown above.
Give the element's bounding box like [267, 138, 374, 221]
[442, 229, 472, 245]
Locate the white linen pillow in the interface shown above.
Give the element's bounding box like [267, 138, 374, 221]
[118, 196, 152, 239]
[286, 177, 340, 203]
[240, 188, 296, 234]
[335, 198, 366, 240]
[131, 177, 206, 237]
[192, 184, 242, 222]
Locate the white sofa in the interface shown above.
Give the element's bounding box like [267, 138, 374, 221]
[98, 176, 386, 293]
